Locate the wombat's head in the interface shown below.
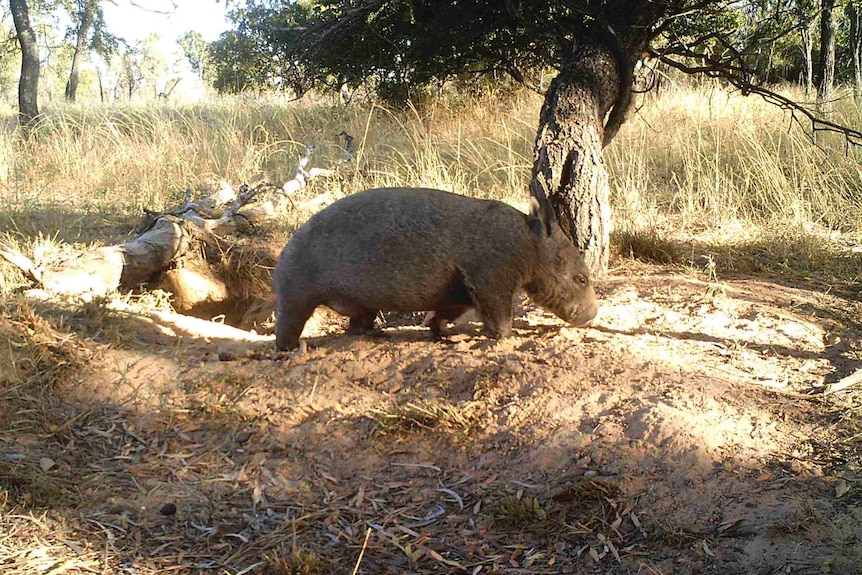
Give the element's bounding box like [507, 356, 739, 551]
[524, 194, 599, 328]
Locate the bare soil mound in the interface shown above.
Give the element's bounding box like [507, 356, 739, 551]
[2, 266, 861, 574]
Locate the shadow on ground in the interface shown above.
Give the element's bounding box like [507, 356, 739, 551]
[1, 268, 861, 575]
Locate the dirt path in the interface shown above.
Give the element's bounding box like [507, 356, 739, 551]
[2, 268, 861, 574]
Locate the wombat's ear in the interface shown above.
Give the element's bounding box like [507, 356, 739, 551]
[529, 175, 557, 237]
[528, 195, 557, 238]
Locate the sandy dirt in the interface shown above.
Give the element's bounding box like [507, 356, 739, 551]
[3, 265, 862, 575]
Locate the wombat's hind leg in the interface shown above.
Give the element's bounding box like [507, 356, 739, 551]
[347, 310, 379, 334]
[480, 313, 512, 340]
[275, 302, 318, 351]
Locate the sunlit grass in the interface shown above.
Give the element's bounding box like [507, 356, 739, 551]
[1, 82, 860, 288]
[607, 84, 862, 232]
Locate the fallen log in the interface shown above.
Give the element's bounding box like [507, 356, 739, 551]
[1, 145, 335, 313]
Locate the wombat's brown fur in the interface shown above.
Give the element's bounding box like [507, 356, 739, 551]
[273, 187, 598, 350]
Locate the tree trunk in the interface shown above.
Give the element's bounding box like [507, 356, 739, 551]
[850, 3, 862, 101]
[766, 41, 775, 83]
[801, 19, 815, 98]
[65, 3, 95, 102]
[97, 69, 105, 103]
[10, 0, 40, 130]
[530, 43, 621, 277]
[817, 0, 836, 107]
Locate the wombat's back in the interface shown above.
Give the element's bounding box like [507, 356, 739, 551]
[293, 187, 526, 250]
[276, 188, 531, 310]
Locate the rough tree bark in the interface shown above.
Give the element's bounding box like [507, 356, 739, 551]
[530, 44, 619, 277]
[817, 0, 836, 107]
[530, 14, 657, 278]
[65, 0, 96, 102]
[10, 0, 40, 129]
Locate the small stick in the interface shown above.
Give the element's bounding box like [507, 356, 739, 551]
[823, 368, 862, 395]
[351, 527, 372, 575]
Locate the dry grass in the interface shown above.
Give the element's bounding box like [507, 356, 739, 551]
[611, 223, 862, 295]
[368, 398, 478, 435]
[3, 83, 861, 296]
[0, 298, 115, 573]
[606, 85, 862, 283]
[210, 238, 281, 301]
[0, 297, 95, 390]
[607, 85, 862, 231]
[489, 495, 550, 526]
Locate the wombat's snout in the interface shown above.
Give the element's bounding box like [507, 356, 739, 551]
[567, 302, 598, 327]
[565, 286, 599, 327]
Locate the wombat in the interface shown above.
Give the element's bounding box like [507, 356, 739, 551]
[273, 187, 598, 350]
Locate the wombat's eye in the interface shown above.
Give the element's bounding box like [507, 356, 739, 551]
[578, 276, 586, 284]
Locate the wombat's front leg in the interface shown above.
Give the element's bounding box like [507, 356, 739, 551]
[475, 291, 515, 339]
[465, 271, 517, 340]
[425, 306, 472, 338]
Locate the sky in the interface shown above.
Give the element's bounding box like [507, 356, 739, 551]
[99, 1, 232, 96]
[102, 0, 232, 46]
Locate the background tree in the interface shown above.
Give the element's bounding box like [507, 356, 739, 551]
[0, 7, 22, 98]
[118, 42, 143, 100]
[209, 28, 288, 93]
[63, 0, 116, 102]
[847, 1, 862, 99]
[817, 0, 837, 106]
[138, 33, 182, 98]
[10, 0, 39, 129]
[795, 0, 819, 97]
[178, 29, 208, 81]
[91, 50, 115, 101]
[112, 35, 180, 101]
[63, 0, 94, 101]
[209, 1, 314, 95]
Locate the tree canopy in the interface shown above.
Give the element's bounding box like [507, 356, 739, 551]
[214, 0, 862, 140]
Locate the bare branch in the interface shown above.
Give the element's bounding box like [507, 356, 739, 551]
[502, 64, 545, 95]
[127, 1, 175, 16]
[822, 368, 862, 395]
[250, 23, 308, 33]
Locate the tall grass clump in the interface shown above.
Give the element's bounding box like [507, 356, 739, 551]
[606, 83, 862, 235]
[7, 102, 311, 212]
[338, 96, 536, 200]
[3, 92, 539, 219]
